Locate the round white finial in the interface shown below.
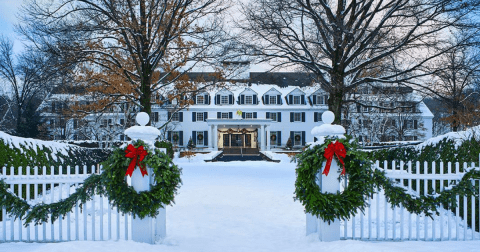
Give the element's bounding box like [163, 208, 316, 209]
[136, 112, 150, 126]
[322, 111, 335, 124]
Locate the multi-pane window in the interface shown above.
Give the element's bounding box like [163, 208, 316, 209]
[294, 112, 302, 122]
[362, 105, 369, 113]
[316, 95, 328, 105]
[245, 112, 253, 119]
[196, 132, 204, 146]
[221, 112, 229, 119]
[293, 96, 301, 104]
[196, 95, 204, 104]
[221, 95, 229, 104]
[270, 112, 277, 121]
[245, 96, 253, 104]
[171, 112, 179, 121]
[101, 119, 108, 127]
[269, 96, 276, 105]
[294, 132, 302, 146]
[270, 132, 277, 146]
[172, 131, 180, 145]
[196, 112, 204, 122]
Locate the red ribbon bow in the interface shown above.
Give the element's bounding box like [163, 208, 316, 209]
[322, 141, 346, 176]
[124, 144, 148, 177]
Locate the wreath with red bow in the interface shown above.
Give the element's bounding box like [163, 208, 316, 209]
[294, 136, 376, 223]
[101, 140, 182, 218]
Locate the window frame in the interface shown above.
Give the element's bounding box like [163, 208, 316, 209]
[245, 112, 253, 119]
[196, 112, 204, 122]
[221, 95, 229, 105]
[245, 95, 253, 105]
[293, 112, 302, 122]
[196, 95, 204, 105]
[171, 112, 180, 121]
[221, 112, 229, 119]
[294, 131, 302, 146]
[269, 112, 277, 122]
[172, 131, 180, 145]
[293, 95, 301, 104]
[269, 96, 276, 105]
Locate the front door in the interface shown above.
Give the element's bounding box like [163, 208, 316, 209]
[231, 134, 243, 147]
[223, 134, 230, 147]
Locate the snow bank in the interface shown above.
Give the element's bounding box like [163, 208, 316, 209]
[0, 131, 74, 159]
[415, 125, 480, 150]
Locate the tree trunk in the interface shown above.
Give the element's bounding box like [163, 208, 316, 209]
[328, 72, 344, 125]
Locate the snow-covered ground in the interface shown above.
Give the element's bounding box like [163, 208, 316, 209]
[2, 153, 480, 252]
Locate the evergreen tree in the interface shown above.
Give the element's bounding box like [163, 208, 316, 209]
[187, 137, 196, 150]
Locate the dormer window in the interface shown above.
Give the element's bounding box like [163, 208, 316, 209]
[315, 95, 328, 105]
[221, 95, 229, 104]
[239, 93, 257, 105]
[269, 96, 276, 104]
[293, 96, 301, 104]
[264, 93, 281, 105]
[196, 95, 204, 104]
[215, 93, 234, 105]
[287, 92, 305, 105]
[245, 96, 253, 104]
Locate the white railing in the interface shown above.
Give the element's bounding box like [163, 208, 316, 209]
[341, 159, 480, 241]
[0, 165, 132, 242]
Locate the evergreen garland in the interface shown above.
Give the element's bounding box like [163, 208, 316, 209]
[294, 136, 480, 223]
[0, 140, 182, 226]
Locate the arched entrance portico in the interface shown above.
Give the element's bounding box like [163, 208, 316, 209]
[206, 119, 272, 151]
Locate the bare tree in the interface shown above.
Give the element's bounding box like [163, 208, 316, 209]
[18, 0, 230, 123]
[0, 36, 59, 137]
[239, 0, 480, 124]
[425, 36, 480, 131]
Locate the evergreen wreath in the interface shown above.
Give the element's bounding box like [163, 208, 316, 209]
[294, 135, 480, 224]
[294, 136, 376, 223]
[0, 140, 182, 226]
[197, 134, 204, 141]
[294, 135, 301, 141]
[172, 134, 179, 141]
[270, 134, 276, 141]
[100, 140, 182, 219]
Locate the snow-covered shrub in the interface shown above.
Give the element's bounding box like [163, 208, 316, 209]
[0, 131, 110, 171]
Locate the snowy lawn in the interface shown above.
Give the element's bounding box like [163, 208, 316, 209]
[1, 153, 480, 252]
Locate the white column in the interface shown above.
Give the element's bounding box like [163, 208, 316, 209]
[124, 113, 164, 244]
[266, 125, 271, 151]
[131, 169, 153, 244]
[260, 125, 265, 151]
[213, 125, 218, 150]
[208, 125, 213, 149]
[317, 161, 341, 241]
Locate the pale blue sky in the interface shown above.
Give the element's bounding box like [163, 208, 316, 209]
[0, 0, 25, 53]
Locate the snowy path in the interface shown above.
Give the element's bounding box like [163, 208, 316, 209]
[1, 155, 480, 251]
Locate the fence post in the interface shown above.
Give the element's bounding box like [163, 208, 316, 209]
[310, 111, 345, 242]
[124, 112, 162, 244]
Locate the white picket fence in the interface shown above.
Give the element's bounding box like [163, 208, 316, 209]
[341, 159, 480, 241]
[1, 159, 480, 243]
[0, 165, 132, 242]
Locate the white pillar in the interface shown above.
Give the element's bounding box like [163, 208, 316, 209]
[318, 161, 341, 241]
[131, 169, 154, 244]
[266, 125, 271, 151]
[124, 112, 164, 244]
[260, 125, 265, 151]
[213, 125, 218, 150]
[208, 125, 213, 149]
[309, 111, 345, 242]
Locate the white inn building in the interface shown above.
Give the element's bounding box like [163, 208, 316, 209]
[39, 72, 434, 150]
